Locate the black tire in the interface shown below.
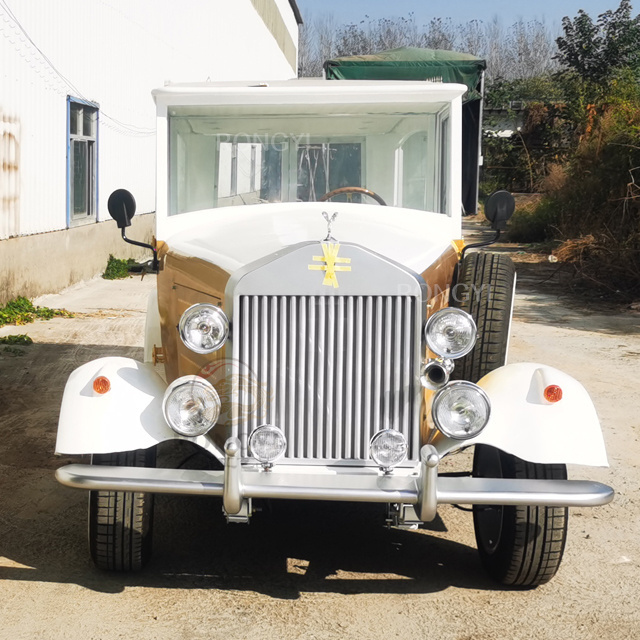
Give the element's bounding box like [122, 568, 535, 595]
[89, 448, 155, 571]
[472, 445, 569, 587]
[451, 252, 516, 382]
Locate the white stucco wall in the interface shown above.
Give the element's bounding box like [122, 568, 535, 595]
[0, 0, 298, 241]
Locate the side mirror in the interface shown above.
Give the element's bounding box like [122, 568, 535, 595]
[107, 189, 136, 229]
[485, 191, 515, 231]
[107, 188, 159, 272]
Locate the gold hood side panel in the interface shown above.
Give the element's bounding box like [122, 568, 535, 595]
[419, 244, 460, 446]
[158, 250, 233, 453]
[421, 243, 459, 313]
[158, 251, 231, 384]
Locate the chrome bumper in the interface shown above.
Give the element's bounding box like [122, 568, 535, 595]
[56, 440, 614, 522]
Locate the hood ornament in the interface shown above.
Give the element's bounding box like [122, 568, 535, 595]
[310, 211, 351, 288]
[322, 211, 339, 242]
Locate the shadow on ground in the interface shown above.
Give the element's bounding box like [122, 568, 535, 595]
[0, 487, 500, 598]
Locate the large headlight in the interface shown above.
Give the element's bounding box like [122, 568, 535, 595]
[179, 303, 229, 354]
[369, 430, 408, 471]
[432, 381, 490, 440]
[163, 375, 221, 437]
[425, 308, 476, 359]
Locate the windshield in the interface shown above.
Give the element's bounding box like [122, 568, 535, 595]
[168, 103, 451, 215]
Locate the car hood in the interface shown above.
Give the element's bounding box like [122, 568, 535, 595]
[162, 202, 460, 276]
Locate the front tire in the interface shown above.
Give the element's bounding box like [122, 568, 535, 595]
[451, 252, 516, 382]
[473, 445, 569, 587]
[89, 448, 155, 571]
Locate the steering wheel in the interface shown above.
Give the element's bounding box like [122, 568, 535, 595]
[318, 187, 387, 206]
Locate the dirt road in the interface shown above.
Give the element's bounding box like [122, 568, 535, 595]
[0, 260, 639, 640]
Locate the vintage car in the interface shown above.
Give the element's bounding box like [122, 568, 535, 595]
[55, 79, 613, 587]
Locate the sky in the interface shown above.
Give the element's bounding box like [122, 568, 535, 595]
[295, 0, 629, 31]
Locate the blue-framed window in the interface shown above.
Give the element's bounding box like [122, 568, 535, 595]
[67, 97, 99, 226]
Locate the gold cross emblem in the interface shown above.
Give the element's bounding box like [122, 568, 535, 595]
[308, 243, 352, 288]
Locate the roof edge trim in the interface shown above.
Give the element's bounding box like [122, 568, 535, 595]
[289, 0, 303, 24]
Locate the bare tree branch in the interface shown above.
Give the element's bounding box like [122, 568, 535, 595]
[298, 14, 560, 79]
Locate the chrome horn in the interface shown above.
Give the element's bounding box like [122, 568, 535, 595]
[420, 359, 454, 390]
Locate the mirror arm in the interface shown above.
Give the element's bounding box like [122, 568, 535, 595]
[451, 230, 501, 289]
[120, 228, 159, 272]
[459, 229, 501, 262]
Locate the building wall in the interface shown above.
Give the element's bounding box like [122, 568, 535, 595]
[0, 213, 155, 303]
[251, 0, 299, 71]
[0, 0, 299, 303]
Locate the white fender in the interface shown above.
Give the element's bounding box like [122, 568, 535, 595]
[56, 357, 171, 454]
[57, 357, 218, 456]
[438, 363, 609, 466]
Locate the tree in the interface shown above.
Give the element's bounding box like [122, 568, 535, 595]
[298, 13, 339, 77]
[298, 13, 558, 80]
[334, 14, 429, 58]
[555, 0, 640, 84]
[423, 17, 456, 50]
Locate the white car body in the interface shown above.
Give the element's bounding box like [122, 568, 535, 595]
[55, 80, 612, 543]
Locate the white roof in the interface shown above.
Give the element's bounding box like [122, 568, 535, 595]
[152, 78, 467, 108]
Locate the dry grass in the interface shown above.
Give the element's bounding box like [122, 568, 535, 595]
[539, 164, 568, 196]
[553, 232, 640, 298]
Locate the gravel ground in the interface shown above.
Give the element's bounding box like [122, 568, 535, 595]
[0, 250, 639, 640]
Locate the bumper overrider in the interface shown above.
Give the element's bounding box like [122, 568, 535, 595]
[56, 439, 613, 522]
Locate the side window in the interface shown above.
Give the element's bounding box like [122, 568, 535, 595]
[401, 132, 429, 211]
[68, 99, 98, 225]
[439, 117, 450, 215]
[217, 141, 266, 207]
[260, 143, 283, 203]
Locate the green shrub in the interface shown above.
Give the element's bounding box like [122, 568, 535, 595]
[0, 334, 33, 345]
[535, 74, 640, 294]
[0, 297, 72, 327]
[505, 199, 560, 243]
[103, 254, 137, 280]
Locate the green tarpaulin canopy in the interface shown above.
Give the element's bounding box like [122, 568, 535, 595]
[324, 47, 486, 101]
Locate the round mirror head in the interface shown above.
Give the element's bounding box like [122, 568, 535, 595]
[107, 189, 136, 228]
[485, 191, 516, 230]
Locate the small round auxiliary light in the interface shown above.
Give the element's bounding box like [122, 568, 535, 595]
[93, 376, 111, 394]
[249, 425, 287, 467]
[370, 430, 408, 472]
[544, 385, 563, 403]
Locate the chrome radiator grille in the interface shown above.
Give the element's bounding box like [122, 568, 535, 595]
[234, 294, 420, 463]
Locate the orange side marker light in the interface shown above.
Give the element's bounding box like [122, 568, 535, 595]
[544, 385, 563, 403]
[93, 376, 111, 394]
